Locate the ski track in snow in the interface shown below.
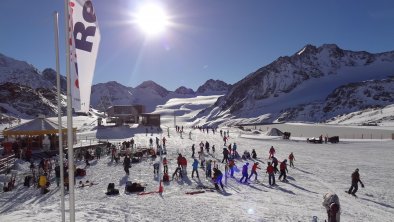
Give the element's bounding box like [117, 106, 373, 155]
[1, 120, 394, 221]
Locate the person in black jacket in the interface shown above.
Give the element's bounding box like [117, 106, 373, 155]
[55, 164, 61, 187]
[222, 148, 229, 163]
[123, 155, 131, 175]
[348, 168, 364, 196]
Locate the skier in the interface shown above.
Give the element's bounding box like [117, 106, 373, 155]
[347, 168, 364, 197]
[269, 146, 275, 159]
[55, 164, 60, 187]
[206, 159, 212, 178]
[205, 141, 210, 153]
[191, 158, 199, 178]
[191, 144, 195, 158]
[84, 150, 91, 167]
[322, 193, 341, 222]
[163, 157, 168, 174]
[153, 161, 160, 176]
[266, 162, 276, 186]
[271, 156, 279, 173]
[251, 149, 257, 159]
[222, 148, 229, 163]
[248, 162, 261, 181]
[278, 159, 288, 182]
[123, 155, 131, 176]
[232, 143, 237, 158]
[239, 163, 249, 183]
[228, 159, 235, 177]
[289, 152, 295, 168]
[212, 145, 215, 154]
[212, 168, 224, 191]
[223, 136, 228, 146]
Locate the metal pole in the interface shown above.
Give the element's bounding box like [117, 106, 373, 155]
[53, 11, 65, 222]
[64, 0, 75, 221]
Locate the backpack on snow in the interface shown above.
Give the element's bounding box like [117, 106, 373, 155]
[106, 183, 119, 195]
[125, 181, 145, 193]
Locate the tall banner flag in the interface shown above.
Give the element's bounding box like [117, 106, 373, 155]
[68, 0, 100, 112]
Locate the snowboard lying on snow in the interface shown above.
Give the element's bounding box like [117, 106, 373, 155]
[77, 181, 98, 188]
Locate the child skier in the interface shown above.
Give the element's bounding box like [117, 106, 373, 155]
[248, 162, 261, 181]
[289, 152, 295, 168]
[212, 168, 224, 191]
[239, 163, 249, 183]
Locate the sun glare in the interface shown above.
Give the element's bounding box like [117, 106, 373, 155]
[134, 3, 169, 36]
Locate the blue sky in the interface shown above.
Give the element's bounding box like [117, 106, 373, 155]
[1, 0, 394, 91]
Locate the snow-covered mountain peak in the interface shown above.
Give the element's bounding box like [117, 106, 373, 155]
[196, 79, 230, 94]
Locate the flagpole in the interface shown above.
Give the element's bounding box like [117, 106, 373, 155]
[64, 0, 76, 221]
[53, 11, 66, 222]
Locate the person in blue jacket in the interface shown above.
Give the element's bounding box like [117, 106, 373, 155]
[239, 162, 249, 183]
[191, 158, 199, 178]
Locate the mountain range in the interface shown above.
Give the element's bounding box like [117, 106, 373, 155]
[1, 44, 394, 126]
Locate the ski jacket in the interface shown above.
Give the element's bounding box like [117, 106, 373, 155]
[266, 165, 275, 174]
[192, 160, 199, 169]
[123, 157, 131, 168]
[223, 149, 229, 156]
[272, 157, 278, 165]
[289, 153, 294, 160]
[233, 144, 237, 151]
[351, 171, 362, 184]
[242, 164, 249, 174]
[269, 147, 275, 154]
[280, 162, 287, 171]
[163, 159, 168, 165]
[252, 163, 260, 171]
[229, 160, 235, 167]
[181, 157, 187, 166]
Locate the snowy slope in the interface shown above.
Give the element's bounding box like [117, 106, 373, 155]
[1, 117, 394, 221]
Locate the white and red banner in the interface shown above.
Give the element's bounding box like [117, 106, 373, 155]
[68, 0, 100, 112]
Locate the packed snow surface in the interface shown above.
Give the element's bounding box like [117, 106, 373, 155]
[1, 96, 394, 221]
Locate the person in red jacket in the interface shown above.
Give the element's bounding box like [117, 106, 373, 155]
[181, 156, 187, 175]
[248, 162, 261, 181]
[266, 162, 275, 186]
[269, 146, 275, 159]
[288, 152, 295, 168]
[278, 159, 288, 182]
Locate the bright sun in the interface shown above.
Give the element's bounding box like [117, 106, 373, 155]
[134, 3, 169, 36]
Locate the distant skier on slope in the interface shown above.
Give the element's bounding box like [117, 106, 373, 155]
[288, 152, 295, 168]
[269, 146, 275, 159]
[347, 168, 364, 196]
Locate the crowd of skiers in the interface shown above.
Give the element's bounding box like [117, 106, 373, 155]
[7, 125, 368, 222]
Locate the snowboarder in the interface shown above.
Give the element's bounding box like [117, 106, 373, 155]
[347, 168, 364, 196]
[322, 193, 340, 222]
[278, 159, 288, 182]
[213, 168, 224, 191]
[191, 158, 199, 178]
[289, 152, 295, 168]
[239, 163, 249, 183]
[248, 162, 261, 181]
[269, 146, 275, 159]
[266, 162, 275, 186]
